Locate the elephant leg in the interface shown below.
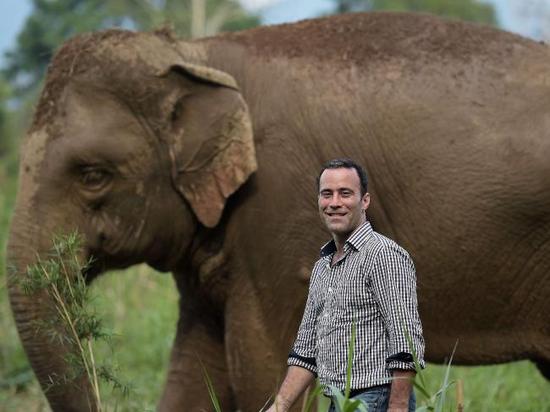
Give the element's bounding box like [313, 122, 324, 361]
[158, 298, 235, 412]
[225, 277, 297, 412]
[535, 359, 550, 380]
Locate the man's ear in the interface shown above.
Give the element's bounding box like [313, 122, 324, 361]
[159, 62, 257, 228]
[362, 192, 371, 211]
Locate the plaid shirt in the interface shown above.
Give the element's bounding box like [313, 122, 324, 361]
[288, 221, 425, 392]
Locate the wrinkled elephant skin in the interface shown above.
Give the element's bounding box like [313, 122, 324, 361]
[6, 12, 550, 412]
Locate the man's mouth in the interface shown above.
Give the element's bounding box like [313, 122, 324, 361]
[326, 212, 346, 217]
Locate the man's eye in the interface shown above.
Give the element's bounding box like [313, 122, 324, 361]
[320, 192, 332, 198]
[341, 191, 352, 197]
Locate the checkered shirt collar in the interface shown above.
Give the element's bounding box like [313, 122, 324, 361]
[319, 221, 374, 257]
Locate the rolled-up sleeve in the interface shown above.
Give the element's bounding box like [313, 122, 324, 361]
[287, 271, 319, 375]
[371, 244, 425, 371]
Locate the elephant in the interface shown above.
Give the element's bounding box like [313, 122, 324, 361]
[6, 10, 550, 412]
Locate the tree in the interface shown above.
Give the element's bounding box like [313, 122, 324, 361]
[3, 0, 260, 99]
[0, 73, 22, 178]
[0, 74, 12, 158]
[4, 0, 121, 97]
[332, 0, 497, 25]
[125, 0, 260, 38]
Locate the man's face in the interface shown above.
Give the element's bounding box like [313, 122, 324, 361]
[318, 167, 370, 238]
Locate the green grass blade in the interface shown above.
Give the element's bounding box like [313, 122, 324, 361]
[344, 398, 363, 412]
[435, 340, 458, 412]
[412, 379, 433, 400]
[404, 327, 427, 390]
[329, 385, 346, 412]
[303, 382, 324, 412]
[199, 359, 222, 412]
[345, 321, 357, 399]
[259, 395, 273, 412]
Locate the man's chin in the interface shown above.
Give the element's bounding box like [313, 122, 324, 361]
[325, 223, 351, 235]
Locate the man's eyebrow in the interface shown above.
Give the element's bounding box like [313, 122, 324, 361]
[319, 187, 355, 192]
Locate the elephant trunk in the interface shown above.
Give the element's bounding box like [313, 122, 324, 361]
[6, 212, 97, 412]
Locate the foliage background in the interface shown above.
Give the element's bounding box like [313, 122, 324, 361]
[0, 0, 549, 410]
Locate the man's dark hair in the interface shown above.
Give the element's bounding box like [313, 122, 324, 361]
[317, 158, 369, 195]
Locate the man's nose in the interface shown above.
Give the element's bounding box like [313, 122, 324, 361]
[328, 194, 342, 207]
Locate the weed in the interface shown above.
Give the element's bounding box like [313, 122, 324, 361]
[19, 232, 131, 411]
[327, 321, 368, 412]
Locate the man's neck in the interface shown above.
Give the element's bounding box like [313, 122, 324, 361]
[332, 233, 351, 262]
[332, 236, 347, 255]
[331, 220, 366, 258]
[331, 234, 352, 265]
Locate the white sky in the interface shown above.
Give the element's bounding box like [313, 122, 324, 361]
[238, 0, 281, 11]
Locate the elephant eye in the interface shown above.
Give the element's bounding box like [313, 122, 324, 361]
[79, 167, 112, 191]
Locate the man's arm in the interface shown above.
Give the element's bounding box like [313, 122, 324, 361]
[370, 244, 425, 410]
[265, 366, 315, 412]
[388, 370, 415, 412]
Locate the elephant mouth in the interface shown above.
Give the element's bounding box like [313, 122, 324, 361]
[146, 254, 175, 273]
[83, 249, 141, 282]
[82, 252, 107, 283]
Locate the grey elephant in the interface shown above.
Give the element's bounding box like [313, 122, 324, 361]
[6, 11, 550, 412]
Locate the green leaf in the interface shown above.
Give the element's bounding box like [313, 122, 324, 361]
[303, 381, 324, 412]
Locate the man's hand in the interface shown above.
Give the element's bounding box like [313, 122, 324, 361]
[263, 366, 315, 412]
[387, 370, 415, 412]
[264, 395, 291, 412]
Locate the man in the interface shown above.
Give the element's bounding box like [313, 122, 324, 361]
[266, 158, 425, 412]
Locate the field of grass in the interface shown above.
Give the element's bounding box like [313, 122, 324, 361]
[1, 168, 549, 411]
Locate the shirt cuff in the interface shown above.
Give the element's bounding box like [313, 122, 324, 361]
[386, 352, 425, 371]
[288, 351, 318, 375]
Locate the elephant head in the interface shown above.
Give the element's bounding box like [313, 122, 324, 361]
[6, 30, 256, 411]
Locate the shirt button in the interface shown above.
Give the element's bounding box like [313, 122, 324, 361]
[326, 263, 330, 269]
[328, 287, 333, 293]
[324, 312, 329, 318]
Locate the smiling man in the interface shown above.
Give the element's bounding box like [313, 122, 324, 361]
[266, 158, 425, 412]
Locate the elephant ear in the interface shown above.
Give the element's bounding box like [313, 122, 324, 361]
[160, 62, 257, 228]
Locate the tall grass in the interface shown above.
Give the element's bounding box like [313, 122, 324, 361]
[407, 332, 457, 412]
[326, 322, 368, 412]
